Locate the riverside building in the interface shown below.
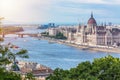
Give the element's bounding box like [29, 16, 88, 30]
[48, 13, 120, 47]
[74, 13, 120, 47]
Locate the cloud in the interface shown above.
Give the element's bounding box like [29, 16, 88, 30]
[0, 0, 56, 24]
[0, 0, 120, 24]
[59, 0, 120, 5]
[67, 0, 105, 4]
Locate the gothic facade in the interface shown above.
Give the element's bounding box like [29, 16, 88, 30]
[75, 13, 120, 46]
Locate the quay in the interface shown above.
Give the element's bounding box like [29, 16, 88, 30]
[38, 36, 120, 53]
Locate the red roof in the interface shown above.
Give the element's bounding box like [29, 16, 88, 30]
[87, 17, 97, 25]
[87, 13, 97, 25]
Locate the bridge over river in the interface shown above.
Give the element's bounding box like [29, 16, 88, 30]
[0, 32, 42, 38]
[16, 33, 41, 38]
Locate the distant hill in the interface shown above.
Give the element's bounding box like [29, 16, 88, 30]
[0, 26, 24, 34]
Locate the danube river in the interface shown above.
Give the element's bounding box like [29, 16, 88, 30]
[2, 29, 120, 70]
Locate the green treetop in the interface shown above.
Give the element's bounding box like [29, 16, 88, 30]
[46, 55, 120, 80]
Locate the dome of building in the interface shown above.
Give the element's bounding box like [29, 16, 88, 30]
[87, 13, 97, 25]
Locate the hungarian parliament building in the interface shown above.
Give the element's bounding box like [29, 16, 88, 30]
[70, 13, 120, 46]
[48, 13, 120, 47]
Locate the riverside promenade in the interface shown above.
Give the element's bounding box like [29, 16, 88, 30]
[39, 36, 120, 53]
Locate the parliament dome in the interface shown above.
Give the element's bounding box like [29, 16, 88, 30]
[87, 13, 97, 25]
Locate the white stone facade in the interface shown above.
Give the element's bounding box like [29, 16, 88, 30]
[74, 13, 120, 47]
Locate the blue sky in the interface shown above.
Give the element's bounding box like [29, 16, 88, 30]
[0, 0, 120, 24]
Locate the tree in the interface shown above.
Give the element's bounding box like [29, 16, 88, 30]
[0, 45, 28, 67]
[46, 68, 69, 80]
[24, 72, 35, 80]
[0, 46, 12, 66]
[0, 17, 35, 80]
[0, 45, 29, 80]
[46, 55, 120, 80]
[0, 66, 22, 80]
[55, 32, 67, 39]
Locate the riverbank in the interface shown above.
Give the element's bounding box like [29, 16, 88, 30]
[60, 41, 120, 53]
[1, 26, 24, 34]
[39, 36, 120, 53]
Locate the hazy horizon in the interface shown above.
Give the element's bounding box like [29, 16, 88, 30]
[1, 0, 120, 24]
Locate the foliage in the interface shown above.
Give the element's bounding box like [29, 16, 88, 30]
[0, 68, 22, 80]
[41, 32, 49, 35]
[54, 32, 67, 39]
[0, 45, 29, 66]
[24, 72, 36, 80]
[0, 45, 31, 80]
[43, 32, 67, 40]
[46, 55, 120, 80]
[0, 46, 12, 66]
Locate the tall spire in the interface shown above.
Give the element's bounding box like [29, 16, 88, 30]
[91, 12, 93, 18]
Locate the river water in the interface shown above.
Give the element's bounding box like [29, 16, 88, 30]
[2, 29, 120, 70]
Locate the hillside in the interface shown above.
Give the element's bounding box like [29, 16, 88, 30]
[0, 26, 24, 34]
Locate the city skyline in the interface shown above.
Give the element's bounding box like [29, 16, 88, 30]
[0, 0, 120, 24]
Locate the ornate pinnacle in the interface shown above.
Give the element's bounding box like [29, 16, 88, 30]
[91, 12, 93, 18]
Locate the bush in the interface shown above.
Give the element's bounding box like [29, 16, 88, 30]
[46, 55, 120, 80]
